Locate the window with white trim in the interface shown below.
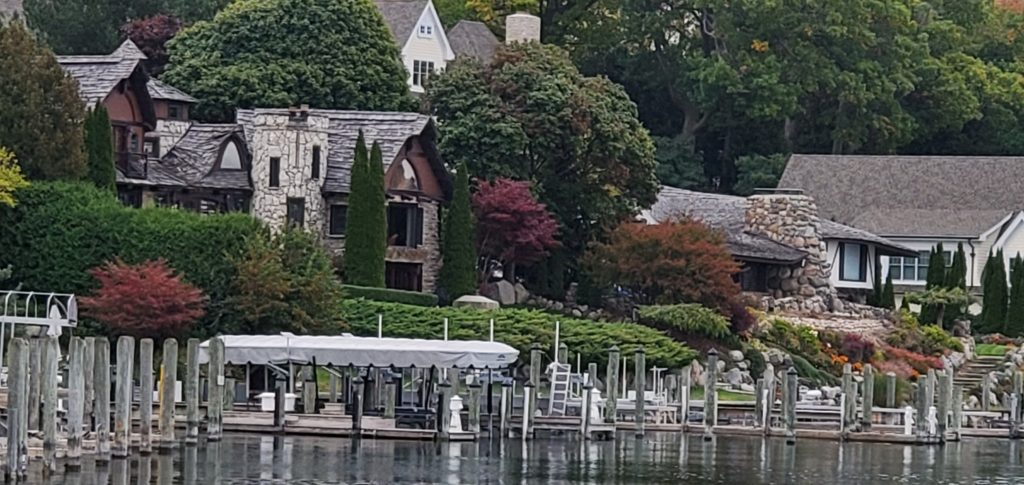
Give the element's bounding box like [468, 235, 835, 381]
[888, 250, 951, 282]
[412, 60, 435, 87]
[418, 24, 433, 37]
[839, 242, 867, 282]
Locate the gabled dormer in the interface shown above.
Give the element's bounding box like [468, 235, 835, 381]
[374, 0, 455, 93]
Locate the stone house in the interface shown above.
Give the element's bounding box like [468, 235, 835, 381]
[779, 155, 1024, 307]
[58, 41, 453, 293]
[642, 186, 916, 312]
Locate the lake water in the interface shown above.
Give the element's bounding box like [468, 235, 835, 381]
[36, 433, 1024, 484]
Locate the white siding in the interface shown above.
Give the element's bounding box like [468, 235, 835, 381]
[879, 238, 965, 288]
[826, 240, 876, 290]
[400, 3, 453, 93]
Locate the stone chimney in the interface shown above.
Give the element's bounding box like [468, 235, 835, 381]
[0, 0, 24, 22]
[505, 12, 541, 44]
[745, 189, 833, 299]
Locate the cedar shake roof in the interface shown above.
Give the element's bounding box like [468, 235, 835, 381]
[778, 154, 1024, 238]
[645, 186, 915, 263]
[156, 124, 251, 190]
[448, 21, 499, 62]
[57, 40, 157, 128]
[235, 108, 451, 197]
[148, 79, 198, 104]
[374, 0, 427, 41]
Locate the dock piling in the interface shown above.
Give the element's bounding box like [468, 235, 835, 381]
[500, 381, 512, 438]
[952, 384, 964, 439]
[468, 379, 481, 434]
[139, 338, 154, 454]
[41, 336, 58, 475]
[384, 374, 397, 420]
[114, 336, 135, 457]
[66, 337, 85, 471]
[557, 343, 568, 365]
[94, 336, 111, 461]
[606, 346, 620, 424]
[703, 348, 718, 441]
[885, 372, 897, 408]
[914, 382, 928, 439]
[159, 338, 178, 449]
[679, 364, 691, 432]
[983, 373, 992, 412]
[937, 370, 952, 440]
[329, 374, 338, 403]
[841, 363, 855, 435]
[762, 364, 775, 435]
[438, 376, 452, 441]
[529, 344, 542, 419]
[634, 346, 646, 438]
[6, 338, 28, 481]
[208, 337, 225, 441]
[784, 366, 797, 445]
[861, 364, 874, 432]
[28, 339, 41, 433]
[83, 337, 95, 431]
[522, 380, 534, 441]
[582, 372, 594, 441]
[302, 366, 316, 415]
[754, 378, 765, 429]
[184, 338, 199, 444]
[352, 376, 364, 433]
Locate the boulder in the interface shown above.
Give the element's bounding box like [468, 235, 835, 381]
[514, 283, 530, 304]
[571, 309, 583, 318]
[728, 350, 744, 362]
[453, 295, 500, 310]
[553, 301, 564, 311]
[725, 368, 744, 388]
[716, 359, 726, 374]
[739, 383, 756, 393]
[494, 280, 516, 306]
[966, 395, 981, 410]
[690, 360, 705, 387]
[737, 361, 749, 371]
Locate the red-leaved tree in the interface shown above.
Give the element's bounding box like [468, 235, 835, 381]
[120, 15, 184, 76]
[81, 259, 206, 339]
[583, 220, 741, 310]
[472, 178, 559, 281]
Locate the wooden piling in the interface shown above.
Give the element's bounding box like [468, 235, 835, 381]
[861, 364, 874, 432]
[582, 373, 594, 441]
[41, 336, 58, 475]
[754, 378, 765, 429]
[208, 337, 225, 441]
[384, 375, 397, 420]
[634, 346, 646, 438]
[784, 366, 798, 445]
[159, 338, 178, 449]
[557, 343, 568, 365]
[703, 348, 718, 441]
[225, 378, 235, 411]
[274, 380, 287, 432]
[925, 369, 936, 414]
[762, 364, 775, 435]
[302, 366, 316, 415]
[529, 343, 542, 419]
[982, 373, 992, 412]
[184, 338, 199, 444]
[83, 337, 95, 431]
[66, 337, 86, 471]
[885, 372, 897, 408]
[28, 339, 41, 432]
[114, 336, 135, 457]
[438, 377, 452, 441]
[94, 336, 111, 461]
[468, 380, 481, 434]
[351, 376, 364, 433]
[605, 346, 620, 424]
[500, 381, 512, 438]
[937, 370, 952, 439]
[679, 364, 691, 432]
[841, 363, 854, 435]
[6, 338, 28, 481]
[139, 338, 154, 454]
[952, 384, 964, 438]
[522, 380, 534, 441]
[914, 382, 927, 438]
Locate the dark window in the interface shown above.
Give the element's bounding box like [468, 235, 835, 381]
[329, 204, 347, 236]
[117, 188, 143, 208]
[839, 243, 868, 282]
[738, 263, 769, 292]
[386, 262, 422, 291]
[412, 60, 435, 87]
[387, 203, 424, 247]
[269, 157, 281, 187]
[168, 104, 181, 120]
[312, 145, 321, 179]
[144, 138, 160, 157]
[286, 198, 305, 228]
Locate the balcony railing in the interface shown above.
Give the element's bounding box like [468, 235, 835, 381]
[116, 151, 148, 179]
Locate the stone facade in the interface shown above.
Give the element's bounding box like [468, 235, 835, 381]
[745, 193, 833, 300]
[154, 120, 192, 157]
[0, 0, 22, 20]
[249, 110, 329, 233]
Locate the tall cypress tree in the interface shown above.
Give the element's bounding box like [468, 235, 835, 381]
[920, 243, 946, 324]
[870, 262, 883, 307]
[980, 252, 996, 331]
[881, 272, 896, 310]
[344, 132, 387, 287]
[981, 250, 1009, 334]
[84, 106, 116, 192]
[945, 243, 967, 289]
[438, 161, 477, 301]
[1009, 254, 1024, 337]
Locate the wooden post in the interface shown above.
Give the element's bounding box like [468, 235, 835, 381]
[1012, 371, 1023, 439]
[438, 377, 452, 441]
[952, 385, 964, 438]
[703, 348, 718, 441]
[468, 380, 482, 434]
[500, 381, 512, 437]
[885, 372, 897, 408]
[159, 338, 178, 449]
[302, 366, 316, 414]
[982, 373, 992, 412]
[605, 346, 620, 424]
[785, 366, 798, 445]
[679, 365, 691, 432]
[861, 364, 874, 432]
[6, 338, 28, 481]
[83, 337, 95, 431]
[28, 339, 41, 432]
[914, 383, 927, 439]
[328, 373, 339, 403]
[66, 337, 85, 471]
[208, 337, 225, 441]
[925, 369, 936, 414]
[224, 378, 235, 411]
[184, 338, 199, 444]
[94, 336, 111, 461]
[754, 378, 765, 429]
[274, 380, 287, 432]
[41, 336, 58, 475]
[351, 376, 364, 433]
[582, 374, 594, 440]
[529, 343, 542, 419]
[557, 343, 568, 365]
[762, 364, 775, 435]
[937, 370, 952, 440]
[634, 346, 646, 438]
[139, 338, 154, 454]
[522, 380, 534, 441]
[114, 336, 136, 457]
[841, 363, 854, 435]
[384, 375, 397, 419]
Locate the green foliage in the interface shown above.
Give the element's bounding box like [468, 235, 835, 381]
[341, 299, 697, 368]
[881, 273, 896, 310]
[345, 134, 386, 287]
[163, 0, 413, 122]
[905, 286, 971, 329]
[980, 251, 1009, 334]
[976, 343, 1009, 357]
[921, 325, 964, 354]
[425, 43, 658, 259]
[920, 243, 947, 324]
[342, 285, 439, 307]
[1007, 253, 1024, 337]
[0, 23, 86, 180]
[886, 310, 963, 356]
[790, 354, 838, 386]
[637, 304, 734, 342]
[84, 106, 115, 192]
[732, 154, 789, 196]
[946, 243, 968, 289]
[872, 372, 910, 407]
[0, 181, 265, 338]
[0, 148, 28, 208]
[439, 162, 477, 300]
[654, 135, 704, 190]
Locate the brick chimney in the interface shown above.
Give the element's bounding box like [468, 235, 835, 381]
[745, 189, 833, 298]
[505, 12, 540, 44]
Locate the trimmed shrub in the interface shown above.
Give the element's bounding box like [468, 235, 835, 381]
[343, 285, 439, 307]
[638, 304, 734, 342]
[341, 300, 697, 368]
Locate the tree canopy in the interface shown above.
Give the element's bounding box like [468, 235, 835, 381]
[344, 134, 387, 287]
[0, 148, 28, 208]
[163, 0, 414, 122]
[425, 43, 658, 259]
[0, 23, 86, 180]
[473, 178, 559, 281]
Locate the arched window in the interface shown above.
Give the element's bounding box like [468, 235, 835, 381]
[220, 140, 243, 170]
[394, 159, 420, 191]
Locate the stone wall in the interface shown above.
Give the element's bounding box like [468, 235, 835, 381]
[249, 111, 328, 233]
[745, 193, 833, 300]
[155, 120, 192, 157]
[0, 0, 22, 20]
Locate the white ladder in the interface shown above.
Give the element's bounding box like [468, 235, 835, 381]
[548, 363, 572, 416]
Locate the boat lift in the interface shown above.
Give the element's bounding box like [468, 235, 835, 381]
[0, 291, 78, 385]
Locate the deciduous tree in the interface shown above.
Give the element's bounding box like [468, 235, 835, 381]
[120, 14, 184, 76]
[472, 178, 558, 282]
[344, 134, 387, 287]
[439, 162, 477, 300]
[0, 148, 29, 207]
[0, 23, 86, 180]
[81, 259, 207, 339]
[163, 0, 413, 122]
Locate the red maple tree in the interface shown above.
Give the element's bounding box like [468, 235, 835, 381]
[583, 220, 741, 310]
[120, 14, 184, 75]
[472, 178, 559, 280]
[80, 259, 206, 339]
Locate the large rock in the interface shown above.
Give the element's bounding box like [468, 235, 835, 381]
[728, 350, 744, 362]
[453, 295, 500, 310]
[514, 283, 530, 304]
[690, 360, 705, 387]
[494, 280, 516, 306]
[725, 368, 744, 388]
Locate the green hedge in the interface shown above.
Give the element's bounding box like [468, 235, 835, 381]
[342, 285, 438, 307]
[0, 182, 266, 336]
[638, 304, 734, 341]
[341, 300, 697, 368]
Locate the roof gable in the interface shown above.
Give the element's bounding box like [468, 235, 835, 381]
[778, 154, 1024, 237]
[448, 20, 500, 62]
[374, 0, 427, 42]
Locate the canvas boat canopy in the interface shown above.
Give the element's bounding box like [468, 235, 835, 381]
[198, 334, 519, 369]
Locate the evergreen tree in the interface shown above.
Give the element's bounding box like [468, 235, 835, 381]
[439, 161, 477, 300]
[920, 243, 946, 324]
[870, 262, 883, 307]
[981, 250, 1009, 334]
[84, 106, 116, 192]
[1009, 255, 1024, 337]
[980, 252, 996, 330]
[344, 132, 386, 287]
[899, 296, 910, 312]
[881, 273, 896, 310]
[945, 243, 968, 289]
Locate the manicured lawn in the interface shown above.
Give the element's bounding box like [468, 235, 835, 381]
[976, 343, 1009, 357]
[689, 387, 756, 402]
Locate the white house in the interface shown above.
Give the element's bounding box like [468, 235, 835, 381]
[374, 0, 455, 93]
[779, 154, 1024, 307]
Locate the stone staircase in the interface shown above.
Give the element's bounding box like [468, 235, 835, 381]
[953, 355, 1004, 390]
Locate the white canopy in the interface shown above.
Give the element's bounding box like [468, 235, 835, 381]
[198, 334, 519, 369]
